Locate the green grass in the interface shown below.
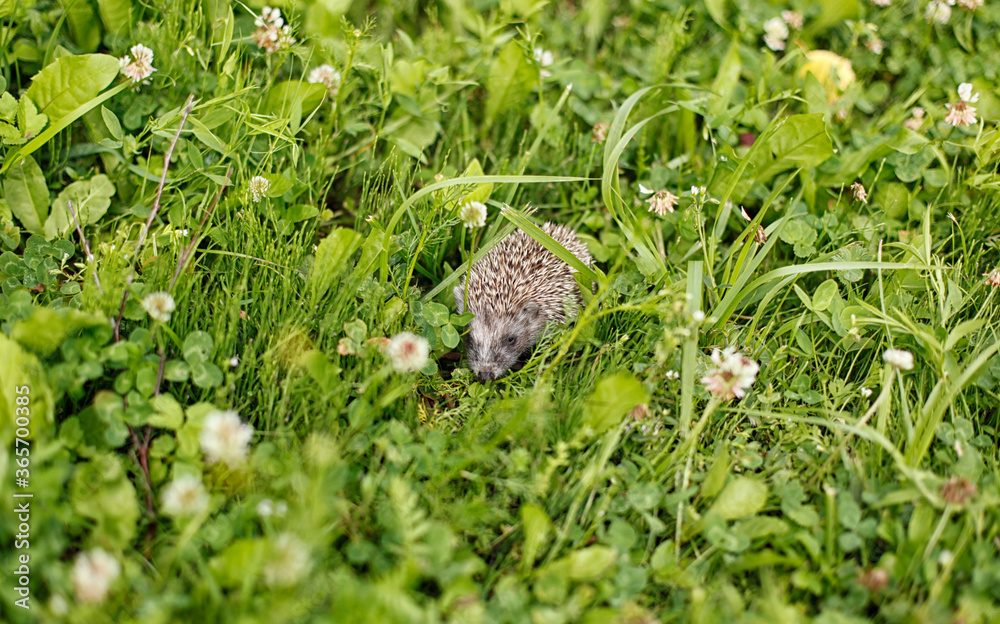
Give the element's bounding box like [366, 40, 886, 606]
[1, 0, 1000, 622]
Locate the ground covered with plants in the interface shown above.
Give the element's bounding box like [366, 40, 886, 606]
[1, 0, 999, 622]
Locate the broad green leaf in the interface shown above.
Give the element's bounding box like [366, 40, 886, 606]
[0, 91, 16, 121]
[440, 323, 460, 349]
[423, 302, 450, 327]
[704, 0, 728, 27]
[264, 80, 327, 116]
[812, 279, 839, 311]
[17, 95, 48, 139]
[101, 105, 123, 140]
[566, 546, 617, 581]
[59, 0, 102, 52]
[707, 476, 768, 520]
[877, 182, 909, 220]
[520, 503, 552, 569]
[149, 393, 184, 429]
[25, 54, 119, 123]
[0, 0, 14, 18]
[486, 41, 536, 123]
[710, 36, 741, 118]
[283, 204, 319, 223]
[97, 0, 132, 34]
[191, 361, 224, 388]
[309, 227, 363, 305]
[263, 173, 293, 197]
[582, 373, 648, 436]
[183, 331, 215, 363]
[753, 114, 833, 181]
[700, 442, 730, 499]
[3, 155, 49, 235]
[45, 174, 116, 239]
[69, 454, 140, 548]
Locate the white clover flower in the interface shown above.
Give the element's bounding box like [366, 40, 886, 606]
[763, 17, 789, 51]
[957, 83, 979, 104]
[263, 533, 312, 587]
[592, 121, 609, 143]
[458, 201, 487, 228]
[861, 387, 873, 397]
[386, 331, 430, 373]
[956, 0, 982, 9]
[253, 7, 294, 52]
[946, 84, 978, 128]
[646, 189, 679, 216]
[71, 549, 120, 604]
[983, 268, 1000, 287]
[781, 10, 804, 30]
[307, 64, 342, 97]
[199, 410, 254, 466]
[533, 47, 554, 67]
[255, 6, 284, 29]
[665, 370, 680, 380]
[904, 107, 925, 131]
[883, 348, 915, 371]
[161, 474, 209, 518]
[865, 37, 885, 54]
[119, 43, 157, 84]
[142, 291, 176, 323]
[851, 181, 868, 204]
[926, 0, 952, 24]
[249, 176, 270, 202]
[701, 347, 759, 400]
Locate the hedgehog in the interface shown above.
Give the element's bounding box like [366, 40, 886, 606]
[454, 222, 593, 382]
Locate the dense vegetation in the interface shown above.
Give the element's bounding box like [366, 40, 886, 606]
[1, 0, 999, 622]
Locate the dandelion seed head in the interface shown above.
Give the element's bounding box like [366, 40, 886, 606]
[386, 331, 430, 373]
[161, 474, 209, 518]
[72, 549, 120, 604]
[142, 291, 176, 323]
[883, 348, 914, 371]
[199, 410, 254, 466]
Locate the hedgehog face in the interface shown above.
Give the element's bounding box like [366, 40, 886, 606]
[461, 300, 544, 382]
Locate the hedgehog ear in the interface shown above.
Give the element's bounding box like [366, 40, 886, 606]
[453, 284, 465, 314]
[520, 301, 540, 321]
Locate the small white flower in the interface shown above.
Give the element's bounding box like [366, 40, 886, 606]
[883, 348, 914, 371]
[781, 10, 804, 30]
[307, 64, 342, 97]
[692, 310, 706, 323]
[249, 176, 270, 202]
[861, 387, 873, 397]
[904, 107, 925, 131]
[533, 47, 554, 67]
[646, 189, 679, 216]
[701, 347, 760, 400]
[161, 474, 209, 518]
[181, 229, 189, 236]
[229, 356, 239, 367]
[386, 332, 430, 373]
[255, 6, 284, 29]
[957, 82, 979, 104]
[72, 549, 121, 604]
[865, 37, 885, 54]
[851, 181, 868, 204]
[925, 0, 952, 23]
[984, 268, 1000, 287]
[938, 550, 954, 566]
[763, 17, 789, 51]
[945, 97, 977, 128]
[200, 410, 254, 466]
[458, 201, 487, 228]
[119, 43, 157, 84]
[257, 498, 275, 517]
[264, 533, 312, 587]
[638, 183, 655, 195]
[665, 370, 680, 380]
[142, 291, 176, 323]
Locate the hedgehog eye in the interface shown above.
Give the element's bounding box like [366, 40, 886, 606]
[506, 335, 516, 345]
